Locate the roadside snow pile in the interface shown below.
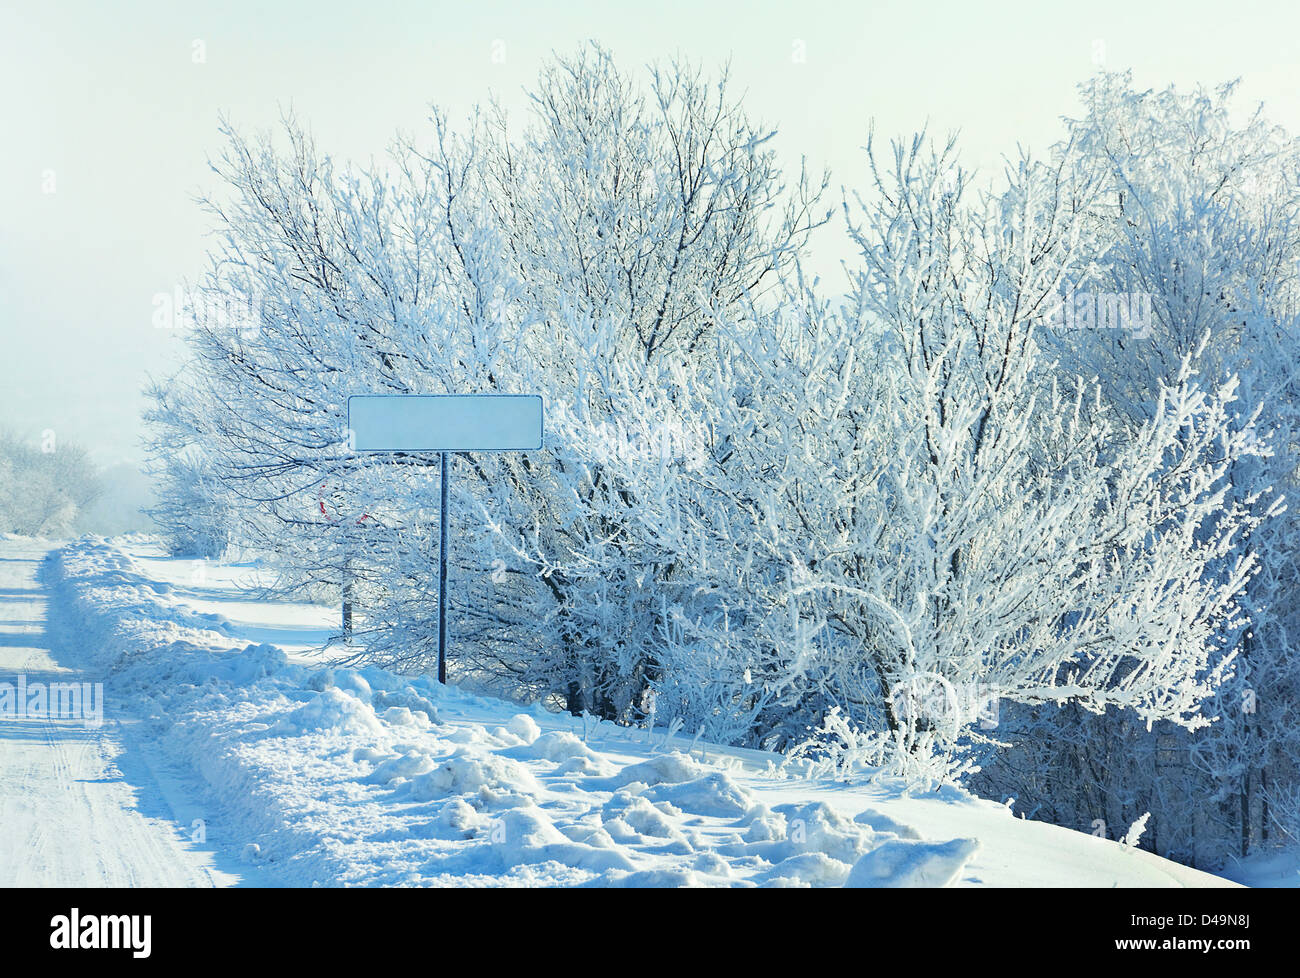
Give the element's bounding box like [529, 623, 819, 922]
[44, 540, 238, 677]
[41, 538, 1237, 888]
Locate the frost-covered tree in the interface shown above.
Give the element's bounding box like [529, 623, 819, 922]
[974, 73, 1300, 865]
[0, 431, 101, 538]
[757, 130, 1274, 775]
[515, 130, 1275, 772]
[141, 434, 241, 559]
[144, 47, 828, 712]
[455, 45, 828, 715]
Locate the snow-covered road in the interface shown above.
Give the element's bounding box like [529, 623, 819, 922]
[0, 537, 240, 887]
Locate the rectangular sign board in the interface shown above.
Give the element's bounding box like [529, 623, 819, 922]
[348, 394, 544, 452]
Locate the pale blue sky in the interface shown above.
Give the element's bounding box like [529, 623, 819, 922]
[3, 0, 1298, 466]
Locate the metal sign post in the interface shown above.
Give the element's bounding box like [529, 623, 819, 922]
[438, 450, 449, 684]
[348, 394, 544, 684]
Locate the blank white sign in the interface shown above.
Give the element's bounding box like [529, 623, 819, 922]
[349, 394, 543, 452]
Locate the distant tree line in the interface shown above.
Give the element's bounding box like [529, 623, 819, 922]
[0, 430, 101, 537]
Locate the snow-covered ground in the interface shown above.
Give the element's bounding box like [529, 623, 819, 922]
[0, 534, 1249, 887]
